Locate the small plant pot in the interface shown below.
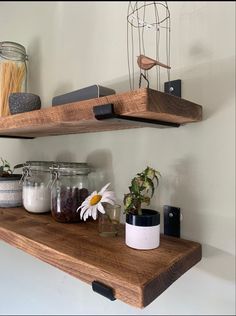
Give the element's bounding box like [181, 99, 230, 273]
[0, 174, 22, 208]
[125, 209, 160, 250]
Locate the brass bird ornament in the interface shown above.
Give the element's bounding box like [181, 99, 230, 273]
[137, 54, 171, 70]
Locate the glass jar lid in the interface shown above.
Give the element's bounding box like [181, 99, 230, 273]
[0, 41, 28, 61]
[51, 162, 91, 175]
[14, 161, 53, 172]
[25, 161, 54, 172]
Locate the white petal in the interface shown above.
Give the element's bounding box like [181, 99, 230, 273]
[102, 192, 116, 202]
[80, 205, 90, 220]
[98, 183, 110, 195]
[102, 191, 116, 198]
[78, 200, 87, 210]
[84, 211, 89, 221]
[79, 205, 86, 216]
[101, 197, 115, 205]
[92, 206, 97, 220]
[78, 199, 89, 210]
[79, 197, 90, 209]
[81, 212, 86, 221]
[80, 204, 90, 214]
[87, 206, 91, 217]
[82, 212, 86, 221]
[86, 208, 91, 220]
[80, 209, 86, 220]
[97, 202, 105, 214]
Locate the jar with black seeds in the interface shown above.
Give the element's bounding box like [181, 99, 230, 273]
[50, 162, 91, 223]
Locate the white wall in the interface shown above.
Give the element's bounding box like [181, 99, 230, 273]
[0, 2, 235, 315]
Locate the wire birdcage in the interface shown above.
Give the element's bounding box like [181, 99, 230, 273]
[127, 1, 171, 91]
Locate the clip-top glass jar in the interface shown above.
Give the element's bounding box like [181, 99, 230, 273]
[21, 161, 53, 214]
[50, 162, 91, 223]
[0, 41, 28, 116]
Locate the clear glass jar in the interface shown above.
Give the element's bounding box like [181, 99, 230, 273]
[51, 162, 91, 223]
[21, 161, 53, 214]
[98, 203, 121, 237]
[0, 41, 28, 116]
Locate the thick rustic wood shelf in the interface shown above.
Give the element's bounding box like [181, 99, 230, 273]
[0, 88, 202, 138]
[0, 207, 202, 308]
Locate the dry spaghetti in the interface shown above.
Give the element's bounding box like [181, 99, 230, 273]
[0, 61, 26, 116]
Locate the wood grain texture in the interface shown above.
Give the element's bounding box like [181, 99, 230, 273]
[0, 207, 202, 308]
[0, 88, 202, 138]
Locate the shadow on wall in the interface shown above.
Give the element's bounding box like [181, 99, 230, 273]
[198, 244, 235, 283]
[27, 37, 42, 97]
[86, 149, 115, 193]
[159, 156, 203, 240]
[103, 71, 151, 93]
[160, 157, 235, 284]
[54, 151, 76, 162]
[172, 56, 235, 120]
[53, 82, 74, 101]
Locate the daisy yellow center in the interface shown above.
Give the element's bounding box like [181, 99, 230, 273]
[90, 194, 102, 206]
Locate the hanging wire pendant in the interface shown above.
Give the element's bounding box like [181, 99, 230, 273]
[127, 1, 171, 91]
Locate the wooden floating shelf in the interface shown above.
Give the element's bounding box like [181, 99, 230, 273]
[0, 88, 202, 138]
[0, 207, 202, 308]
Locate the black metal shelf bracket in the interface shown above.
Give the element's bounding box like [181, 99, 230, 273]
[0, 135, 34, 139]
[164, 79, 181, 98]
[93, 104, 180, 128]
[92, 281, 116, 301]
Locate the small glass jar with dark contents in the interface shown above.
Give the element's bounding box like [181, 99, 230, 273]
[50, 162, 91, 223]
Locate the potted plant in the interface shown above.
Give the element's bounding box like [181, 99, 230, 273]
[124, 166, 161, 250]
[0, 158, 22, 207]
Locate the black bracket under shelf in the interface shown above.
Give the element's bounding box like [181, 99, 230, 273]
[92, 281, 116, 301]
[0, 135, 34, 139]
[93, 104, 180, 128]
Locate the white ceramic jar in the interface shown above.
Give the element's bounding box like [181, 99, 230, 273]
[125, 209, 160, 250]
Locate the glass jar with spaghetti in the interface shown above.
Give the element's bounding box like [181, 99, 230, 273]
[0, 41, 28, 117]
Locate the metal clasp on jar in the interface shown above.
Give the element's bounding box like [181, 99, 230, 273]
[48, 165, 60, 189]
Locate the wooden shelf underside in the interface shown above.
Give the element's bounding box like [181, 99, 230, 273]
[0, 207, 202, 308]
[0, 88, 202, 138]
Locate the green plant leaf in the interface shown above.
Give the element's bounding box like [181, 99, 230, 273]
[124, 193, 133, 210]
[141, 195, 150, 205]
[154, 175, 159, 186]
[144, 177, 154, 197]
[131, 178, 140, 195]
[124, 166, 161, 215]
[0, 158, 13, 176]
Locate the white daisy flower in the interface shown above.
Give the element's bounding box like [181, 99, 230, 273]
[77, 183, 116, 221]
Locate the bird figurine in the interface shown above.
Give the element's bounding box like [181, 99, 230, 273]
[137, 54, 171, 70]
[127, 2, 171, 90]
